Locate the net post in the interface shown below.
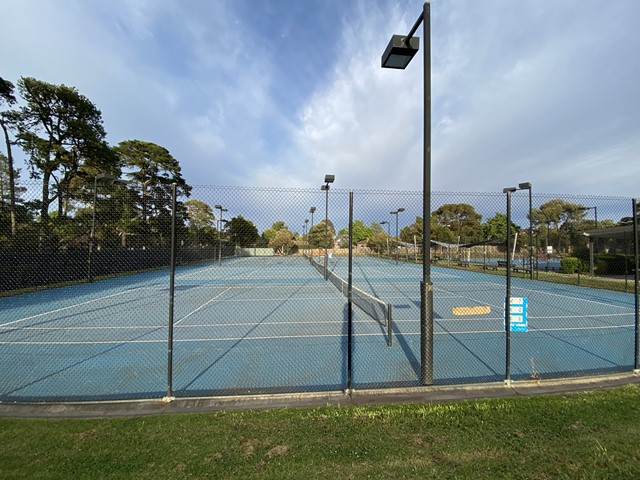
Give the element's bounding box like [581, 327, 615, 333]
[387, 303, 393, 347]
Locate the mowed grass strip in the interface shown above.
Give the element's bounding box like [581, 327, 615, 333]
[1, 385, 640, 479]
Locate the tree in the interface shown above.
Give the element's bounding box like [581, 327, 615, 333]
[432, 204, 483, 244]
[269, 227, 295, 255]
[227, 215, 259, 247]
[338, 220, 373, 245]
[184, 199, 216, 246]
[115, 140, 191, 247]
[0, 77, 18, 237]
[0, 153, 29, 246]
[400, 216, 423, 243]
[262, 221, 286, 242]
[308, 219, 335, 249]
[533, 199, 590, 254]
[482, 212, 518, 242]
[370, 221, 385, 236]
[367, 232, 389, 255]
[11, 77, 112, 248]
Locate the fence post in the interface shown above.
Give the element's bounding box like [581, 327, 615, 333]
[504, 187, 516, 384]
[166, 183, 177, 400]
[347, 191, 353, 392]
[633, 198, 639, 372]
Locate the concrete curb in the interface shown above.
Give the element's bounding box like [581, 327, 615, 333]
[1, 372, 639, 419]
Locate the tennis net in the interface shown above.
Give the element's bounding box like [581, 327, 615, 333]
[307, 255, 392, 346]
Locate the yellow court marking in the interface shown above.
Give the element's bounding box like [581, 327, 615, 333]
[452, 305, 491, 316]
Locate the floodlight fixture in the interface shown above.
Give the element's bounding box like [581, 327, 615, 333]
[324, 174, 335, 184]
[381, 34, 420, 69]
[309, 207, 316, 230]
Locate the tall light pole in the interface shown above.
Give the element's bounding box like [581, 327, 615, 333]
[380, 220, 390, 258]
[518, 182, 533, 280]
[390, 208, 405, 264]
[580, 206, 598, 229]
[309, 206, 316, 255]
[579, 205, 598, 275]
[214, 204, 227, 265]
[503, 186, 517, 383]
[382, 1, 433, 384]
[304, 218, 309, 254]
[321, 175, 335, 280]
[309, 207, 316, 228]
[88, 173, 128, 282]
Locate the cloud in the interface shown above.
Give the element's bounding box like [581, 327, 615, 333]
[2, 0, 639, 199]
[242, 0, 640, 198]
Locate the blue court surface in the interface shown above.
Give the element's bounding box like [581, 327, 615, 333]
[0, 256, 636, 401]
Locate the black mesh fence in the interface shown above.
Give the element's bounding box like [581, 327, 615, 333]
[0, 184, 638, 401]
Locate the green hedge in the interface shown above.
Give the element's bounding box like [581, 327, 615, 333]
[595, 254, 634, 275]
[560, 257, 580, 274]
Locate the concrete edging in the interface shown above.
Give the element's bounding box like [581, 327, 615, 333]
[1, 372, 639, 419]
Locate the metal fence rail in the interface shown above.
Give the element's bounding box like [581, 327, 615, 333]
[0, 184, 637, 402]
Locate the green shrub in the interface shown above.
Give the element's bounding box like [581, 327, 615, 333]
[561, 256, 580, 274]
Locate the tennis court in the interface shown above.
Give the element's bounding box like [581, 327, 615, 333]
[0, 255, 636, 401]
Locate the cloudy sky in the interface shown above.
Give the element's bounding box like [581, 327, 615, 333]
[2, 0, 639, 197]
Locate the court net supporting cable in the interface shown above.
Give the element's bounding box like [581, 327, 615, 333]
[306, 255, 392, 346]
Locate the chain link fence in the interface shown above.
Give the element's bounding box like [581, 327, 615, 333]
[0, 183, 638, 401]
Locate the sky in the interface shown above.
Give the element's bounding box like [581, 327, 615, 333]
[2, 0, 639, 198]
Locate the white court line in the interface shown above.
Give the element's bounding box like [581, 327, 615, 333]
[0, 318, 365, 333]
[174, 286, 235, 325]
[0, 325, 166, 331]
[533, 312, 632, 320]
[431, 312, 633, 323]
[213, 296, 343, 304]
[533, 324, 634, 332]
[0, 286, 155, 328]
[2, 316, 371, 334]
[174, 263, 346, 324]
[0, 331, 359, 345]
[387, 323, 635, 336]
[9, 315, 607, 331]
[4, 323, 633, 346]
[516, 287, 634, 310]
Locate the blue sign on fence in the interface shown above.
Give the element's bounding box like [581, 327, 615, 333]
[504, 297, 528, 332]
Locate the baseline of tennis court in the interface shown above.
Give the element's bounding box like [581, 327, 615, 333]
[0, 256, 636, 401]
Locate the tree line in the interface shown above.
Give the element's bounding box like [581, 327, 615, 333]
[1, 77, 623, 258]
[0, 76, 196, 251]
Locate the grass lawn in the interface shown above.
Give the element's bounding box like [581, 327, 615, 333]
[1, 385, 639, 479]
